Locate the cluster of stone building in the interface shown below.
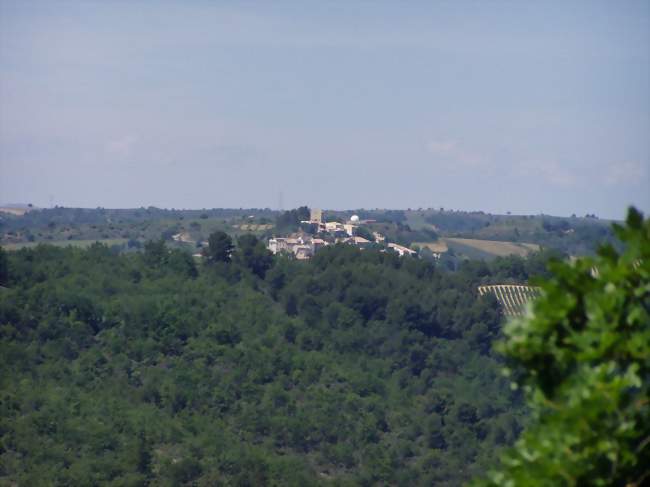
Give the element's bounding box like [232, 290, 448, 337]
[267, 209, 417, 260]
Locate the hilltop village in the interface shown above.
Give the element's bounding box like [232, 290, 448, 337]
[267, 208, 417, 260]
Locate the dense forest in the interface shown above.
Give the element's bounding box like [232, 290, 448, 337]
[0, 239, 556, 485]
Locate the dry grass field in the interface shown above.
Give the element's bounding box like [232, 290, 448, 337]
[235, 224, 274, 231]
[0, 207, 32, 216]
[413, 241, 449, 253]
[413, 237, 540, 259]
[445, 237, 540, 257]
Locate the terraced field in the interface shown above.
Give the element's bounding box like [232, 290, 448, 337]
[478, 284, 541, 316]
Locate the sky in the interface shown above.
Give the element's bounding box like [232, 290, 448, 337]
[0, 1, 648, 219]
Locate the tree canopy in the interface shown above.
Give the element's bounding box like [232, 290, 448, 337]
[275, 206, 310, 231]
[203, 230, 234, 263]
[0, 237, 543, 485]
[234, 234, 274, 278]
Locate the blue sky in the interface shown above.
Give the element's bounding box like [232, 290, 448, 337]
[1, 1, 648, 218]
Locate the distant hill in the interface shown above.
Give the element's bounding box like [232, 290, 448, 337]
[405, 209, 615, 254]
[331, 208, 616, 257]
[1, 206, 618, 258]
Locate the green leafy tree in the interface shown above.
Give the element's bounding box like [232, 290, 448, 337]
[234, 234, 273, 278]
[475, 208, 650, 486]
[204, 231, 234, 263]
[166, 249, 198, 278]
[276, 206, 310, 231]
[143, 239, 167, 267]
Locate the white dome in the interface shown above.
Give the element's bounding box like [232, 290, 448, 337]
[350, 215, 360, 223]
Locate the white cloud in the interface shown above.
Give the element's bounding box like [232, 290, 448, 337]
[425, 139, 486, 167]
[516, 159, 577, 187]
[536, 161, 576, 187]
[604, 160, 648, 185]
[426, 139, 458, 156]
[105, 135, 138, 159]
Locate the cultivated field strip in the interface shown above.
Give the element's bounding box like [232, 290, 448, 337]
[478, 284, 541, 317]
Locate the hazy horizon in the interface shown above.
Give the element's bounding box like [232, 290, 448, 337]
[0, 201, 632, 222]
[1, 1, 648, 219]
